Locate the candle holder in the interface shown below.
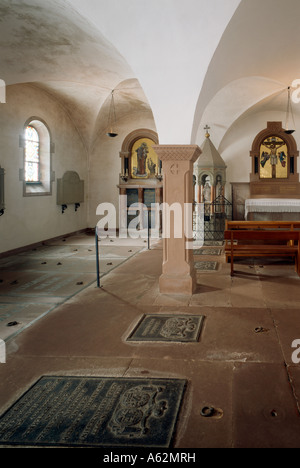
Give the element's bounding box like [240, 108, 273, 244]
[120, 174, 128, 182]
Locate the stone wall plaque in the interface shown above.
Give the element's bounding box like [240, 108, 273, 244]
[0, 376, 186, 448]
[57, 171, 84, 206]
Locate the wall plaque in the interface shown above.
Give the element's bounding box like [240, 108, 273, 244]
[57, 171, 84, 206]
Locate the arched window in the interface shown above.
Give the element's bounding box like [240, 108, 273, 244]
[25, 125, 40, 183]
[22, 118, 54, 196]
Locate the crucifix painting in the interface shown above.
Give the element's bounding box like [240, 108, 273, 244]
[260, 136, 288, 179]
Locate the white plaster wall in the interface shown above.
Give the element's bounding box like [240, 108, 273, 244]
[88, 111, 157, 229]
[219, 110, 300, 201]
[0, 84, 88, 254]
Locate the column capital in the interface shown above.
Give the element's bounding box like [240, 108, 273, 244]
[152, 145, 202, 163]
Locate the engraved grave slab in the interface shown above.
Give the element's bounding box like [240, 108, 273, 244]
[0, 302, 56, 341]
[0, 376, 186, 448]
[0, 272, 95, 298]
[194, 261, 218, 271]
[193, 248, 222, 256]
[204, 241, 224, 246]
[127, 314, 204, 342]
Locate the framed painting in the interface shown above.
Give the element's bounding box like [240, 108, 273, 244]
[131, 138, 159, 179]
[260, 136, 288, 179]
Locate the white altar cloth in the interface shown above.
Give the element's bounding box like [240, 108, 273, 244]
[245, 198, 300, 219]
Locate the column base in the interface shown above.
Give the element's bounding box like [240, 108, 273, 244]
[159, 270, 197, 295]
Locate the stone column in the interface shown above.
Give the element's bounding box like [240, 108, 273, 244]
[152, 145, 202, 295]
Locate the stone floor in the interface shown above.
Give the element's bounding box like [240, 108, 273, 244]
[1, 233, 300, 448]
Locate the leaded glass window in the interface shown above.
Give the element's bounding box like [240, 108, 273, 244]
[25, 126, 40, 183]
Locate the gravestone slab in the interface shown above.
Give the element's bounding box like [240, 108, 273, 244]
[127, 314, 204, 342]
[0, 302, 56, 341]
[0, 376, 186, 448]
[194, 248, 222, 256]
[0, 272, 95, 298]
[194, 261, 218, 271]
[204, 241, 224, 246]
[18, 245, 81, 258]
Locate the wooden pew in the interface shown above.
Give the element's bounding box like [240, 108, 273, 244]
[225, 221, 300, 261]
[225, 220, 300, 231]
[224, 230, 300, 277]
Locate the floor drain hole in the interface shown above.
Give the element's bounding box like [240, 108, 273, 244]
[200, 407, 215, 418]
[255, 327, 269, 333]
[7, 321, 19, 327]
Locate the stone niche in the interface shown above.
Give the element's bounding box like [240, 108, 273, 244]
[57, 171, 84, 207]
[118, 129, 163, 234]
[249, 121, 300, 198]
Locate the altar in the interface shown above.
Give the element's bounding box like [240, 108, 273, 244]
[245, 198, 300, 221]
[233, 121, 300, 221]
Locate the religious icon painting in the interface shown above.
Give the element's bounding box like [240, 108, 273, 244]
[131, 138, 159, 179]
[260, 136, 288, 179]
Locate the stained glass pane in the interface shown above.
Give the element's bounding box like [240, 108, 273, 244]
[25, 126, 39, 143]
[25, 126, 40, 182]
[25, 140, 39, 162]
[25, 162, 39, 183]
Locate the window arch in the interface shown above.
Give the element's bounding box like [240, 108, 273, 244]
[22, 118, 54, 196]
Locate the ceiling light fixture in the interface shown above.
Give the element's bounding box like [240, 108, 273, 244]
[106, 90, 118, 138]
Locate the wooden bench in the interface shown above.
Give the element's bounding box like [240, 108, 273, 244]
[225, 220, 300, 231]
[224, 230, 300, 277]
[225, 221, 300, 261]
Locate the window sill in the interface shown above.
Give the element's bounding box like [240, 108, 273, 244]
[24, 182, 51, 196]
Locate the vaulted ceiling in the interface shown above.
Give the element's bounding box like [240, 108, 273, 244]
[193, 0, 300, 147]
[1, 0, 300, 150]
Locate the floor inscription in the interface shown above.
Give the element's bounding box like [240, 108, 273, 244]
[127, 314, 204, 342]
[0, 376, 186, 448]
